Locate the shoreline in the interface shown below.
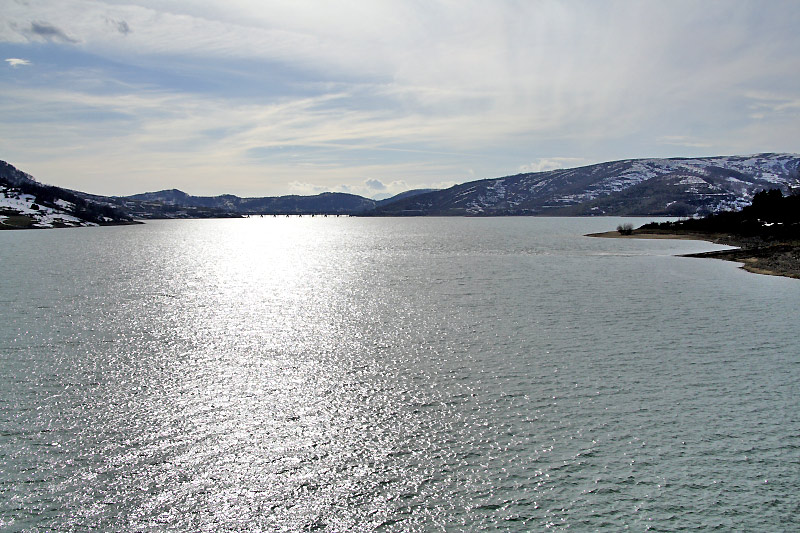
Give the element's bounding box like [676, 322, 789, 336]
[588, 230, 800, 280]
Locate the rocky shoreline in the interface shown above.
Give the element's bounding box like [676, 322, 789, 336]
[588, 229, 800, 280]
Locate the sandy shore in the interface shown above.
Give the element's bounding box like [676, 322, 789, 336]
[586, 230, 716, 240]
[588, 230, 800, 280]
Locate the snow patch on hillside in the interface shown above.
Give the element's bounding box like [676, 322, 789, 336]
[0, 187, 97, 228]
[541, 154, 798, 210]
[678, 176, 708, 185]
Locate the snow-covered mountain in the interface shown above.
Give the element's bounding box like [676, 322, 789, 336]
[375, 153, 800, 216]
[0, 161, 135, 229]
[0, 188, 93, 228]
[4, 153, 799, 227]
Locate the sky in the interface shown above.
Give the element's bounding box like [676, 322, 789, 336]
[1, 0, 799, 198]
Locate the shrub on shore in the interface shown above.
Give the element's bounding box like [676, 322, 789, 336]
[617, 223, 634, 235]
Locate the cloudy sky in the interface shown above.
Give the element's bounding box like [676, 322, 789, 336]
[1, 0, 798, 198]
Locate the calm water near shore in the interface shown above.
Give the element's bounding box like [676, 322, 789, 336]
[1, 217, 798, 531]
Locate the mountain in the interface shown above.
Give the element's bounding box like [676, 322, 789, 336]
[375, 189, 438, 207]
[0, 161, 136, 229]
[119, 190, 378, 217]
[0, 159, 433, 224]
[115, 187, 438, 218]
[4, 153, 799, 227]
[373, 153, 800, 216]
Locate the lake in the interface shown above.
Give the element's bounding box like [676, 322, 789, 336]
[1, 217, 798, 531]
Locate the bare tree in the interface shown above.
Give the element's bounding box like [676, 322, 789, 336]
[616, 222, 634, 235]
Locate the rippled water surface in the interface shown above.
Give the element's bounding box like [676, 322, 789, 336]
[1, 217, 798, 531]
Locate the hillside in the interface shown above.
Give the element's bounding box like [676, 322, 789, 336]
[4, 154, 799, 226]
[0, 160, 437, 224]
[108, 188, 439, 218]
[640, 188, 800, 239]
[376, 189, 438, 206]
[373, 153, 800, 216]
[120, 189, 377, 216]
[0, 161, 136, 229]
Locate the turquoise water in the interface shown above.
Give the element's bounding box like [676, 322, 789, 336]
[1, 217, 798, 531]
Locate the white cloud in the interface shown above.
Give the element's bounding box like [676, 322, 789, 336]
[367, 179, 410, 198]
[519, 158, 586, 173]
[657, 136, 713, 149]
[745, 91, 800, 113]
[1, 1, 799, 195]
[5, 58, 31, 67]
[288, 177, 442, 200]
[364, 179, 386, 191]
[283, 182, 321, 195]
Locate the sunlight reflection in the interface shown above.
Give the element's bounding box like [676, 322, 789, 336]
[142, 217, 395, 528]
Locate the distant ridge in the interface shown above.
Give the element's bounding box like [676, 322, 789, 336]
[3, 154, 799, 226]
[376, 189, 438, 206]
[121, 190, 377, 217]
[114, 188, 439, 218]
[372, 153, 800, 217]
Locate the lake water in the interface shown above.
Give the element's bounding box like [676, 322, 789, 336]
[1, 217, 798, 531]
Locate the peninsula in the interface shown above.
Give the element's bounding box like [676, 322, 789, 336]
[590, 189, 800, 279]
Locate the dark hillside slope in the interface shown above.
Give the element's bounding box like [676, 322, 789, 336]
[122, 190, 377, 216]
